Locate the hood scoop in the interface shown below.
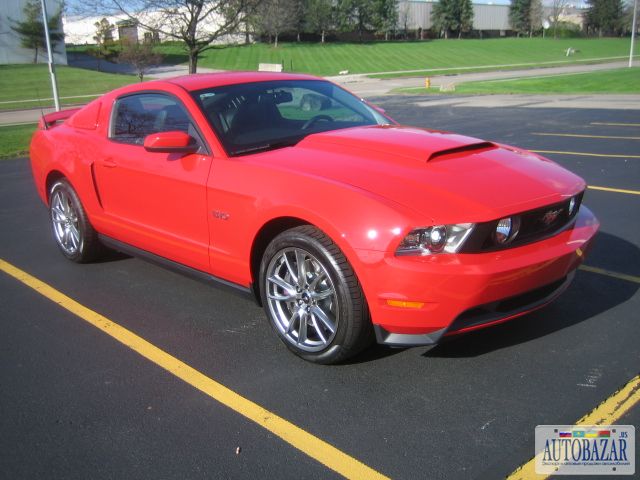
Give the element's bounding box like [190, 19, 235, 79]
[303, 126, 498, 164]
[427, 142, 497, 162]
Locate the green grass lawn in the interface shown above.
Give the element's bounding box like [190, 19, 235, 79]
[0, 124, 37, 159]
[0, 64, 137, 111]
[156, 38, 633, 77]
[396, 67, 640, 95]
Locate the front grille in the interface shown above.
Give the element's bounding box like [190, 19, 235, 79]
[460, 191, 583, 253]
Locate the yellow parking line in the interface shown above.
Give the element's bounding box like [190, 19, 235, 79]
[578, 265, 640, 284]
[507, 374, 640, 480]
[590, 122, 640, 127]
[0, 258, 389, 480]
[532, 133, 640, 140]
[588, 185, 640, 196]
[531, 149, 640, 159]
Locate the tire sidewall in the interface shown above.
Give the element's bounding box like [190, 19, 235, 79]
[260, 228, 358, 364]
[49, 180, 87, 262]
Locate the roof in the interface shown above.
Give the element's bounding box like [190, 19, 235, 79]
[166, 71, 321, 91]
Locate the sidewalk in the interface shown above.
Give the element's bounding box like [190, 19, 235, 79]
[328, 61, 636, 97]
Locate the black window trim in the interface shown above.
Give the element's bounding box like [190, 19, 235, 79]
[108, 90, 211, 156]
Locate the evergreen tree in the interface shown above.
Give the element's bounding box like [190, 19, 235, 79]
[510, 0, 543, 36]
[432, 0, 474, 39]
[585, 0, 624, 36]
[510, 0, 531, 36]
[10, 0, 64, 63]
[373, 0, 399, 40]
[336, 0, 378, 41]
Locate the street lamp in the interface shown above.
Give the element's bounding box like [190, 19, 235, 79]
[41, 0, 61, 111]
[631, 0, 638, 67]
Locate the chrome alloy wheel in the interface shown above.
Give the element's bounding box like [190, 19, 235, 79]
[265, 247, 339, 352]
[50, 188, 81, 256]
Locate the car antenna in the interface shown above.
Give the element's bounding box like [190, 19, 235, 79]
[35, 87, 48, 130]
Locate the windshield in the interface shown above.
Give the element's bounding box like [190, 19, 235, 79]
[191, 79, 390, 156]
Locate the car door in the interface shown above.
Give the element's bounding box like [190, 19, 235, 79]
[93, 92, 212, 272]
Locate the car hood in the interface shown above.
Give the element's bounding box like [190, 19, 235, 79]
[253, 125, 585, 224]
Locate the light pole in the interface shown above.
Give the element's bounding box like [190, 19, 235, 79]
[631, 0, 638, 68]
[41, 0, 60, 111]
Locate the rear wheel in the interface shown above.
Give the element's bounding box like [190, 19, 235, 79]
[260, 225, 373, 364]
[49, 179, 103, 263]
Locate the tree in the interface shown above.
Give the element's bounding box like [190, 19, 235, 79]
[510, 0, 531, 36]
[117, 40, 162, 81]
[549, 0, 569, 38]
[397, 0, 411, 39]
[336, 0, 378, 41]
[102, 0, 259, 73]
[10, 0, 64, 63]
[92, 18, 116, 70]
[305, 0, 334, 43]
[373, 0, 398, 40]
[431, 0, 474, 39]
[510, 0, 542, 36]
[585, 0, 624, 36]
[529, 0, 543, 36]
[253, 0, 301, 47]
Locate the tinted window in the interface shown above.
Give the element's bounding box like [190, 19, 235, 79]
[192, 80, 389, 156]
[111, 93, 194, 145]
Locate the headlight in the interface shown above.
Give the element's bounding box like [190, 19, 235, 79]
[568, 196, 577, 215]
[494, 216, 521, 245]
[396, 223, 474, 256]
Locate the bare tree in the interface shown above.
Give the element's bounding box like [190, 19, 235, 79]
[92, 18, 116, 70]
[550, 0, 569, 38]
[118, 40, 162, 81]
[397, 0, 411, 39]
[254, 0, 300, 47]
[529, 0, 543, 36]
[98, 0, 259, 73]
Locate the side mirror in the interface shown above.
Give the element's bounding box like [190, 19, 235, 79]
[143, 131, 199, 154]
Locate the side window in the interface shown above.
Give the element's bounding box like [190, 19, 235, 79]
[275, 87, 366, 123]
[110, 93, 195, 145]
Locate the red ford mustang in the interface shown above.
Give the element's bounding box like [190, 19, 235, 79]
[30, 72, 599, 364]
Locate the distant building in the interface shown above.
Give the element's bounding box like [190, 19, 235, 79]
[0, 0, 67, 64]
[63, 11, 243, 45]
[397, 0, 588, 36]
[398, 0, 512, 36]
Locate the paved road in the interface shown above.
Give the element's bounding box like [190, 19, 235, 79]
[1, 102, 638, 479]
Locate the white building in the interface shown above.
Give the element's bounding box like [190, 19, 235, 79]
[0, 0, 67, 64]
[63, 10, 244, 45]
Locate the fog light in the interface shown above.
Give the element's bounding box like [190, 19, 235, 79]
[495, 216, 520, 245]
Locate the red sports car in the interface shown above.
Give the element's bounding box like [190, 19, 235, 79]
[30, 72, 599, 364]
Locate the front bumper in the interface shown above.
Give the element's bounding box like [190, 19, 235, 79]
[356, 205, 599, 346]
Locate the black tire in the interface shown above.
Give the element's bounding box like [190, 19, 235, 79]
[49, 179, 103, 263]
[259, 225, 373, 364]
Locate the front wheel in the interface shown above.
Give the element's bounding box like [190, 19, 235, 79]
[259, 225, 373, 364]
[49, 179, 103, 263]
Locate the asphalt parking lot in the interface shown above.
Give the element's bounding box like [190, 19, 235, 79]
[1, 98, 638, 479]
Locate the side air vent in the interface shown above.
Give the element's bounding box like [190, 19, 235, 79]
[427, 142, 496, 162]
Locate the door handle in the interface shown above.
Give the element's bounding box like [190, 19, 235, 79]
[102, 158, 117, 168]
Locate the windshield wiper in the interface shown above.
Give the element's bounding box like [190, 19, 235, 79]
[232, 139, 300, 156]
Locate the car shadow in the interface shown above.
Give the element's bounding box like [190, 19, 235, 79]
[423, 231, 638, 358]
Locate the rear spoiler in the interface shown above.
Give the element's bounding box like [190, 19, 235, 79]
[38, 108, 82, 130]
